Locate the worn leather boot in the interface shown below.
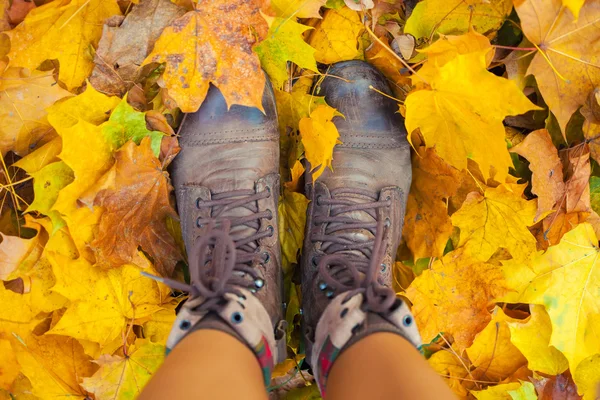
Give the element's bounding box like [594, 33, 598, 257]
[300, 61, 421, 395]
[148, 81, 286, 385]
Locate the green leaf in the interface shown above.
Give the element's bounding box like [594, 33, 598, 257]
[255, 16, 318, 89]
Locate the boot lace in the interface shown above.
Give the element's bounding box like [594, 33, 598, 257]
[196, 188, 274, 265]
[312, 188, 396, 313]
[143, 222, 263, 313]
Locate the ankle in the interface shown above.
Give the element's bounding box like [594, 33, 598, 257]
[311, 290, 421, 397]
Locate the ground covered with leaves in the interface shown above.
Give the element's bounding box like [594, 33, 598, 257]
[0, 0, 599, 398]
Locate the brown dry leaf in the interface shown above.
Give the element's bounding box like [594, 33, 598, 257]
[515, 0, 600, 135]
[403, 146, 461, 259]
[90, 0, 186, 96]
[7, 0, 35, 26]
[541, 144, 591, 247]
[511, 129, 565, 222]
[143, 0, 269, 112]
[532, 372, 582, 400]
[90, 138, 181, 274]
[405, 247, 508, 350]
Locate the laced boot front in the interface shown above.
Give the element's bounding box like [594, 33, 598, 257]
[166, 80, 286, 371]
[144, 223, 282, 386]
[300, 61, 420, 395]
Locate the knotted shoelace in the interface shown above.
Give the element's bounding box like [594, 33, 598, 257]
[143, 222, 265, 314]
[313, 188, 397, 314]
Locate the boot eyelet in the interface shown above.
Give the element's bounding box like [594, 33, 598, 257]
[196, 218, 203, 228]
[254, 278, 264, 289]
[267, 226, 274, 237]
[266, 209, 273, 220]
[340, 308, 348, 318]
[196, 198, 202, 209]
[325, 290, 334, 299]
[179, 320, 191, 330]
[316, 195, 323, 205]
[386, 195, 391, 201]
[384, 218, 391, 227]
[403, 315, 413, 327]
[311, 256, 319, 267]
[231, 312, 244, 324]
[265, 186, 271, 197]
[262, 251, 270, 263]
[381, 263, 387, 272]
[318, 281, 327, 291]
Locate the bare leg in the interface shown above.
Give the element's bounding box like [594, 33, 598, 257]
[139, 330, 267, 400]
[327, 333, 455, 400]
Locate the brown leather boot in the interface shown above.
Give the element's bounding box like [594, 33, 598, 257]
[153, 81, 285, 385]
[300, 61, 421, 395]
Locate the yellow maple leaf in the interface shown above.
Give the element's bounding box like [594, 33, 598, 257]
[52, 120, 113, 214]
[143, 1, 268, 112]
[451, 183, 537, 262]
[515, 0, 600, 134]
[6, 0, 121, 90]
[14, 334, 97, 400]
[573, 352, 600, 399]
[142, 300, 178, 344]
[0, 339, 18, 390]
[403, 146, 461, 259]
[405, 47, 540, 181]
[278, 189, 309, 275]
[308, 6, 364, 64]
[255, 15, 318, 89]
[81, 339, 165, 400]
[405, 247, 508, 350]
[12, 136, 62, 174]
[498, 222, 600, 373]
[418, 29, 494, 67]
[270, 0, 326, 18]
[46, 83, 121, 131]
[48, 254, 169, 348]
[404, 0, 513, 39]
[466, 307, 527, 382]
[507, 304, 569, 376]
[299, 104, 342, 181]
[0, 67, 69, 156]
[471, 381, 536, 400]
[428, 350, 471, 398]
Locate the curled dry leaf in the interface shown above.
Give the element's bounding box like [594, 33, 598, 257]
[90, 0, 186, 96]
[90, 138, 182, 274]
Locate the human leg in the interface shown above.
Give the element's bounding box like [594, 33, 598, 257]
[327, 333, 454, 399]
[139, 330, 267, 400]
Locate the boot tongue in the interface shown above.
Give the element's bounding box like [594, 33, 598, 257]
[320, 192, 377, 260]
[210, 192, 260, 254]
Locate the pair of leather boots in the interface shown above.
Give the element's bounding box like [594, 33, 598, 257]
[154, 61, 421, 395]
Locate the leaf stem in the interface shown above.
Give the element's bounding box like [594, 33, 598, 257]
[364, 25, 429, 85]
